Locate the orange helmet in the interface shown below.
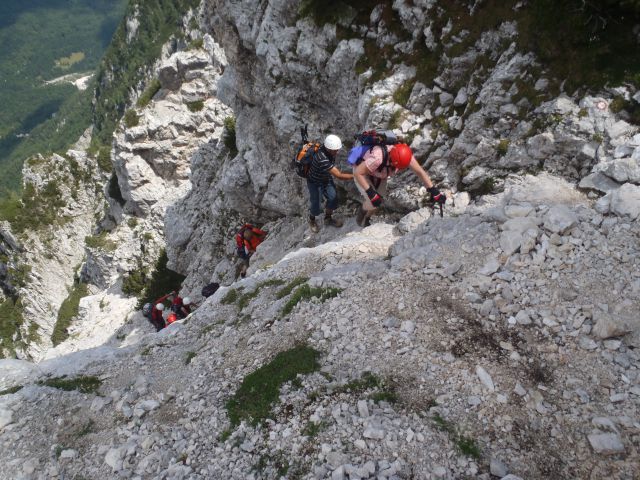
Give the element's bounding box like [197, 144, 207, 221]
[389, 144, 413, 169]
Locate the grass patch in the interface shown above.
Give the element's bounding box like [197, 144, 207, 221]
[336, 371, 381, 393]
[333, 371, 397, 403]
[281, 284, 342, 317]
[76, 419, 95, 437]
[221, 288, 239, 305]
[38, 375, 102, 394]
[198, 321, 223, 338]
[432, 413, 481, 459]
[186, 100, 204, 112]
[236, 279, 286, 310]
[393, 79, 416, 107]
[51, 281, 89, 346]
[184, 351, 196, 365]
[388, 109, 403, 130]
[370, 390, 398, 404]
[136, 78, 162, 108]
[219, 428, 232, 442]
[0, 385, 23, 396]
[302, 420, 325, 437]
[225, 344, 321, 426]
[275, 277, 309, 299]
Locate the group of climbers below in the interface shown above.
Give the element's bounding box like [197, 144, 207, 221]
[139, 129, 446, 327]
[146, 291, 194, 332]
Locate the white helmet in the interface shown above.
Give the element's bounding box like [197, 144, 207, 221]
[183, 297, 192, 305]
[324, 134, 342, 150]
[156, 303, 165, 311]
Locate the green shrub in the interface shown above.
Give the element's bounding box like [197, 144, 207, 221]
[226, 344, 320, 426]
[85, 232, 117, 252]
[51, 282, 89, 346]
[189, 37, 204, 49]
[223, 116, 238, 156]
[0, 298, 24, 357]
[38, 375, 102, 394]
[136, 250, 186, 309]
[136, 78, 162, 108]
[3, 181, 67, 233]
[95, 145, 112, 173]
[124, 109, 139, 128]
[496, 139, 510, 156]
[186, 100, 204, 112]
[122, 270, 147, 297]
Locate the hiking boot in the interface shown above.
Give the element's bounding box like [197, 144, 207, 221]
[356, 207, 366, 227]
[308, 216, 320, 233]
[324, 216, 343, 228]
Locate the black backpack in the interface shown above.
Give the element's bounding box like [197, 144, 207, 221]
[201, 282, 220, 298]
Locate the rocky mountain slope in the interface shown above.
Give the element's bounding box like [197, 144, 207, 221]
[1, 175, 639, 479]
[1, 0, 640, 478]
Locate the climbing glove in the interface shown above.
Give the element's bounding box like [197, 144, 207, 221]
[366, 186, 383, 207]
[428, 186, 446, 204]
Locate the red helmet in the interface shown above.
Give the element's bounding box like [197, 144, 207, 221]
[389, 144, 413, 169]
[166, 313, 177, 324]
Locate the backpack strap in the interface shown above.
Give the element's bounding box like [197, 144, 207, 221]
[375, 145, 391, 176]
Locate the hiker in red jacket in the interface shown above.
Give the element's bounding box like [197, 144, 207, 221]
[149, 291, 175, 331]
[235, 225, 267, 278]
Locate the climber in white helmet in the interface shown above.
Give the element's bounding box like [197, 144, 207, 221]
[148, 291, 175, 331]
[304, 133, 353, 233]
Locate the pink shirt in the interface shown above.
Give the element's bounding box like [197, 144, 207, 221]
[362, 145, 398, 179]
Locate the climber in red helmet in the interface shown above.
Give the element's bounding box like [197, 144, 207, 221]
[353, 143, 445, 226]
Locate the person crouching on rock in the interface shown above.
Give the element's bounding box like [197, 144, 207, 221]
[149, 291, 174, 331]
[174, 297, 193, 320]
[353, 143, 445, 227]
[306, 134, 354, 233]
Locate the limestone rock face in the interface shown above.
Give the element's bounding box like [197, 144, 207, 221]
[3, 130, 104, 359]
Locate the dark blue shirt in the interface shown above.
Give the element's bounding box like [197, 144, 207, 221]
[308, 146, 335, 184]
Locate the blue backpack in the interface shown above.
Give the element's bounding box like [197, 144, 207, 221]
[347, 130, 399, 168]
